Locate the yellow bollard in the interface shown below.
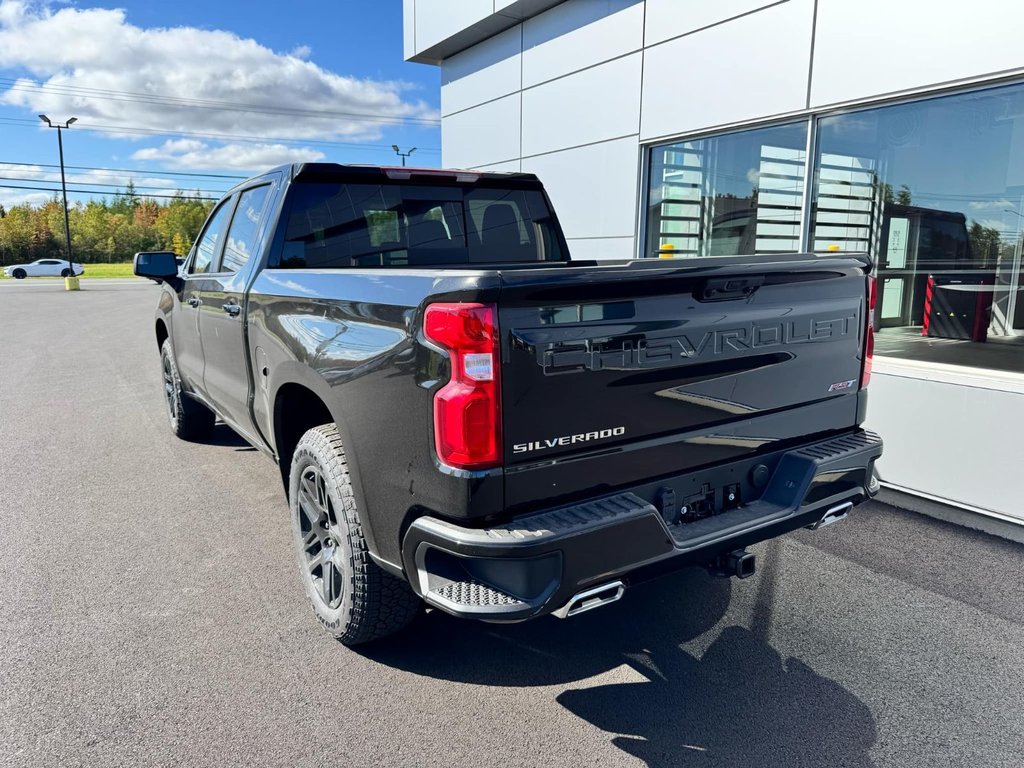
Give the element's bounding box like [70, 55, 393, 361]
[65, 276, 80, 291]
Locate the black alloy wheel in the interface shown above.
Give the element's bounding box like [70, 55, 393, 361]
[159, 338, 214, 440]
[289, 424, 420, 645]
[162, 351, 180, 428]
[296, 465, 347, 611]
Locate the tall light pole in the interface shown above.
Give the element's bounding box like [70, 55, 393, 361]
[392, 145, 416, 167]
[39, 114, 78, 289]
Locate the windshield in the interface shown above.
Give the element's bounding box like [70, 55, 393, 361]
[277, 181, 566, 268]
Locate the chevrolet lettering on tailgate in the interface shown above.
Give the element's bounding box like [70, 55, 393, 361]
[540, 314, 859, 375]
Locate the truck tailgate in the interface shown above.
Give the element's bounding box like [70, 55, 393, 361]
[497, 255, 871, 510]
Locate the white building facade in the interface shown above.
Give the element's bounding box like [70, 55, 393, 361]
[404, 0, 1024, 526]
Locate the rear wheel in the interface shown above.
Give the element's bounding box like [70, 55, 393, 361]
[289, 424, 420, 645]
[160, 339, 214, 441]
[12, 269, 25, 279]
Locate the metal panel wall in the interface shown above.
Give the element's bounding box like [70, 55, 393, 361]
[521, 53, 642, 156]
[520, 136, 640, 239]
[639, 0, 815, 141]
[414, 0, 494, 54]
[643, 0, 786, 47]
[867, 366, 1024, 522]
[812, 0, 1024, 108]
[522, 0, 643, 87]
[441, 25, 522, 117]
[440, 93, 521, 168]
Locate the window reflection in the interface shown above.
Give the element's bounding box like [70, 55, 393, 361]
[191, 199, 233, 275]
[222, 185, 270, 274]
[646, 122, 807, 259]
[812, 83, 1024, 374]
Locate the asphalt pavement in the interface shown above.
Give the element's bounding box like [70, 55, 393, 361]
[0, 277, 147, 288]
[1, 281, 1022, 768]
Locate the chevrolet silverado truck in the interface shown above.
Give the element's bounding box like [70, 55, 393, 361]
[135, 163, 883, 645]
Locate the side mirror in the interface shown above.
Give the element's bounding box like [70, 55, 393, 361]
[134, 251, 180, 282]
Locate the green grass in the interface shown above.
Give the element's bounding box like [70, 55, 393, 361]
[78, 262, 137, 278]
[0, 261, 137, 279]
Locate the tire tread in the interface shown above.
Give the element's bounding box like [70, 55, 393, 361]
[161, 339, 215, 441]
[293, 424, 420, 645]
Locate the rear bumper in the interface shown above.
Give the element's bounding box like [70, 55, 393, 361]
[401, 429, 882, 621]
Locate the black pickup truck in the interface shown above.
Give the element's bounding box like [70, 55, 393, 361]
[136, 163, 882, 645]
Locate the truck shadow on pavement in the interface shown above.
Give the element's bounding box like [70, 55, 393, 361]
[208, 423, 257, 451]
[363, 565, 876, 768]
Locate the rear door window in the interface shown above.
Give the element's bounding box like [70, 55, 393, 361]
[220, 185, 271, 273]
[191, 197, 235, 275]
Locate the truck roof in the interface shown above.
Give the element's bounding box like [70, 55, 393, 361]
[255, 162, 543, 185]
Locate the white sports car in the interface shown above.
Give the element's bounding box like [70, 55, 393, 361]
[4, 259, 85, 278]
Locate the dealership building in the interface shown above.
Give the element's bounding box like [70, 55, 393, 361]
[403, 0, 1024, 529]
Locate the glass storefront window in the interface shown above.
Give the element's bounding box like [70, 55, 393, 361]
[811, 83, 1024, 374]
[645, 122, 807, 259]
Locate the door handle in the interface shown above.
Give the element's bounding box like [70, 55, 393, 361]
[186, 296, 200, 308]
[222, 302, 241, 317]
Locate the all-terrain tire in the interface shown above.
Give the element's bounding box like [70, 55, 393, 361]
[160, 338, 215, 441]
[289, 424, 420, 645]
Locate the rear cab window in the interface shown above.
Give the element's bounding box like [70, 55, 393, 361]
[275, 171, 567, 269]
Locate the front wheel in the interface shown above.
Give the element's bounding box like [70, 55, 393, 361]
[12, 268, 26, 279]
[160, 339, 214, 440]
[60, 268, 71, 277]
[289, 424, 420, 645]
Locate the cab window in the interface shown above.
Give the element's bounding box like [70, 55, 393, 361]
[220, 185, 271, 273]
[191, 197, 235, 275]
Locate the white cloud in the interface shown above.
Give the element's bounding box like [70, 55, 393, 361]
[0, 162, 210, 201]
[975, 218, 1015, 232]
[0, 188, 50, 207]
[0, 2, 437, 152]
[968, 199, 1014, 212]
[132, 140, 324, 171]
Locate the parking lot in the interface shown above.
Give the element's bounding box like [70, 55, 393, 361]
[1, 281, 1023, 768]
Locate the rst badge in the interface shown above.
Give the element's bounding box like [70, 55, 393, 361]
[828, 379, 857, 392]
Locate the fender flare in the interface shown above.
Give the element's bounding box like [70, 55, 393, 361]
[267, 362, 384, 562]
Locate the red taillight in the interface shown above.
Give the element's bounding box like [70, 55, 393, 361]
[862, 275, 877, 388]
[424, 303, 501, 469]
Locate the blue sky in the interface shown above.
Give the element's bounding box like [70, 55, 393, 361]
[0, 0, 441, 208]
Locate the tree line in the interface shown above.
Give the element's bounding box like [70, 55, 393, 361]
[0, 183, 214, 265]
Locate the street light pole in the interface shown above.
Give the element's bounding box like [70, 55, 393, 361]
[39, 114, 78, 289]
[391, 145, 416, 167]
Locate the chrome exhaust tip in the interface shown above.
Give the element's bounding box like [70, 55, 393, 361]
[807, 501, 854, 531]
[553, 581, 625, 619]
